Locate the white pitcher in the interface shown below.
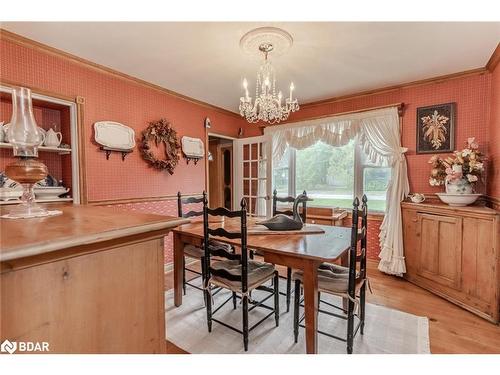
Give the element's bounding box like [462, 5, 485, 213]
[44, 128, 62, 147]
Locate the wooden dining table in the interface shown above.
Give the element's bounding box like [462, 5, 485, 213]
[172, 218, 352, 354]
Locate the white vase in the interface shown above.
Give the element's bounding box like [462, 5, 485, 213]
[445, 178, 473, 194]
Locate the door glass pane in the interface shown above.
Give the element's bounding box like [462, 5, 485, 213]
[251, 143, 258, 160]
[243, 162, 250, 178]
[250, 197, 257, 215]
[295, 140, 355, 209]
[243, 144, 250, 160]
[243, 179, 250, 196]
[251, 179, 258, 197]
[251, 161, 258, 179]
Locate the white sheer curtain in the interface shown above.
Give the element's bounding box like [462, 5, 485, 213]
[264, 107, 409, 276]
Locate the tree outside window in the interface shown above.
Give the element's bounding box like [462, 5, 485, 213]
[274, 139, 390, 212]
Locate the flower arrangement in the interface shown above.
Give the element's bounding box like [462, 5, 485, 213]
[428, 137, 484, 188]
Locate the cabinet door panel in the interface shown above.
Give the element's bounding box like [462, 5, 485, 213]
[402, 208, 419, 275]
[1, 239, 165, 353]
[417, 213, 462, 289]
[462, 217, 496, 303]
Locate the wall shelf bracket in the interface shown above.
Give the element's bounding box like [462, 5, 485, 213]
[99, 146, 133, 161]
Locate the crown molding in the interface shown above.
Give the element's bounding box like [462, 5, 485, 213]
[486, 42, 500, 72]
[300, 67, 488, 109]
[1, 28, 497, 119]
[0, 28, 241, 119]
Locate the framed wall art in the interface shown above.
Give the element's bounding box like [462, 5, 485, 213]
[416, 102, 456, 154]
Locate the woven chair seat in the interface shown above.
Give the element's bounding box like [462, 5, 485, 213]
[210, 259, 275, 292]
[292, 267, 363, 294]
[321, 263, 349, 274]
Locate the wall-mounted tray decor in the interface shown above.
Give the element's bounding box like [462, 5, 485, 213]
[94, 121, 135, 150]
[181, 136, 204, 164]
[94, 121, 135, 161]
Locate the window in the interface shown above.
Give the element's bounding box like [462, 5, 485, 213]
[273, 139, 390, 212]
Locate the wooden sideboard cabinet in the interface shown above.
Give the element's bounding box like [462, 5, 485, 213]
[402, 202, 499, 323]
[304, 207, 348, 226]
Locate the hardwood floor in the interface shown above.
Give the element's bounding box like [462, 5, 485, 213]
[164, 259, 500, 354]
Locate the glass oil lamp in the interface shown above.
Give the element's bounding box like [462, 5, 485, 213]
[5, 87, 49, 218]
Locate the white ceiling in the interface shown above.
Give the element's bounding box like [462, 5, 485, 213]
[3, 22, 499, 112]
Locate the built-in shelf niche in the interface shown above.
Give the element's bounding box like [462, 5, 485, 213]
[0, 85, 81, 205]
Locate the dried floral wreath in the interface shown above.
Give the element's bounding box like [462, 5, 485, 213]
[139, 118, 181, 174]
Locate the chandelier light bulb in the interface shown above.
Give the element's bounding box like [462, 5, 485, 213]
[243, 78, 248, 89]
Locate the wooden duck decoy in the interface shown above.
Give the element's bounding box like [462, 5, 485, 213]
[257, 193, 312, 231]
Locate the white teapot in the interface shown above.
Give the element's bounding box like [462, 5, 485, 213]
[44, 128, 62, 147]
[409, 193, 425, 203]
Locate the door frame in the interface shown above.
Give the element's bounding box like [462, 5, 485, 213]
[205, 132, 236, 206]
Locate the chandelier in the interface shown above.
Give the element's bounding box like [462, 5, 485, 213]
[239, 42, 299, 124]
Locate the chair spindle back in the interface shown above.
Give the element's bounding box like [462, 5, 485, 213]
[348, 195, 368, 297]
[203, 196, 249, 293]
[177, 191, 204, 218]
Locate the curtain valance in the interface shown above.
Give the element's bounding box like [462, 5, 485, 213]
[264, 107, 409, 276]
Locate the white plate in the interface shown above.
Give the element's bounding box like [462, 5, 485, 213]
[181, 136, 204, 158]
[94, 121, 135, 150]
[0, 188, 23, 201]
[34, 187, 69, 199]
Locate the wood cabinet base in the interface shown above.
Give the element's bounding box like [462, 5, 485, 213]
[1, 237, 167, 353]
[402, 202, 499, 324]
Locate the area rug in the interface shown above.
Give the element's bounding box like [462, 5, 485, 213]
[165, 283, 430, 354]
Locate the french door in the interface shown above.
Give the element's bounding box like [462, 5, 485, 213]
[233, 135, 272, 218]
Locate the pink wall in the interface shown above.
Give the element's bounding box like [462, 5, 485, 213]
[0, 38, 255, 203]
[488, 62, 500, 198]
[286, 72, 493, 196]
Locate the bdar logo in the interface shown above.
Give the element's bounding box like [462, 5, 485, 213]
[1, 339, 17, 354]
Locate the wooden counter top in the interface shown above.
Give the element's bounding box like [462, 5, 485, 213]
[401, 201, 498, 216]
[0, 204, 188, 262]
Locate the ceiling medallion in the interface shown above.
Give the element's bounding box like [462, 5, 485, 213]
[239, 27, 299, 124]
